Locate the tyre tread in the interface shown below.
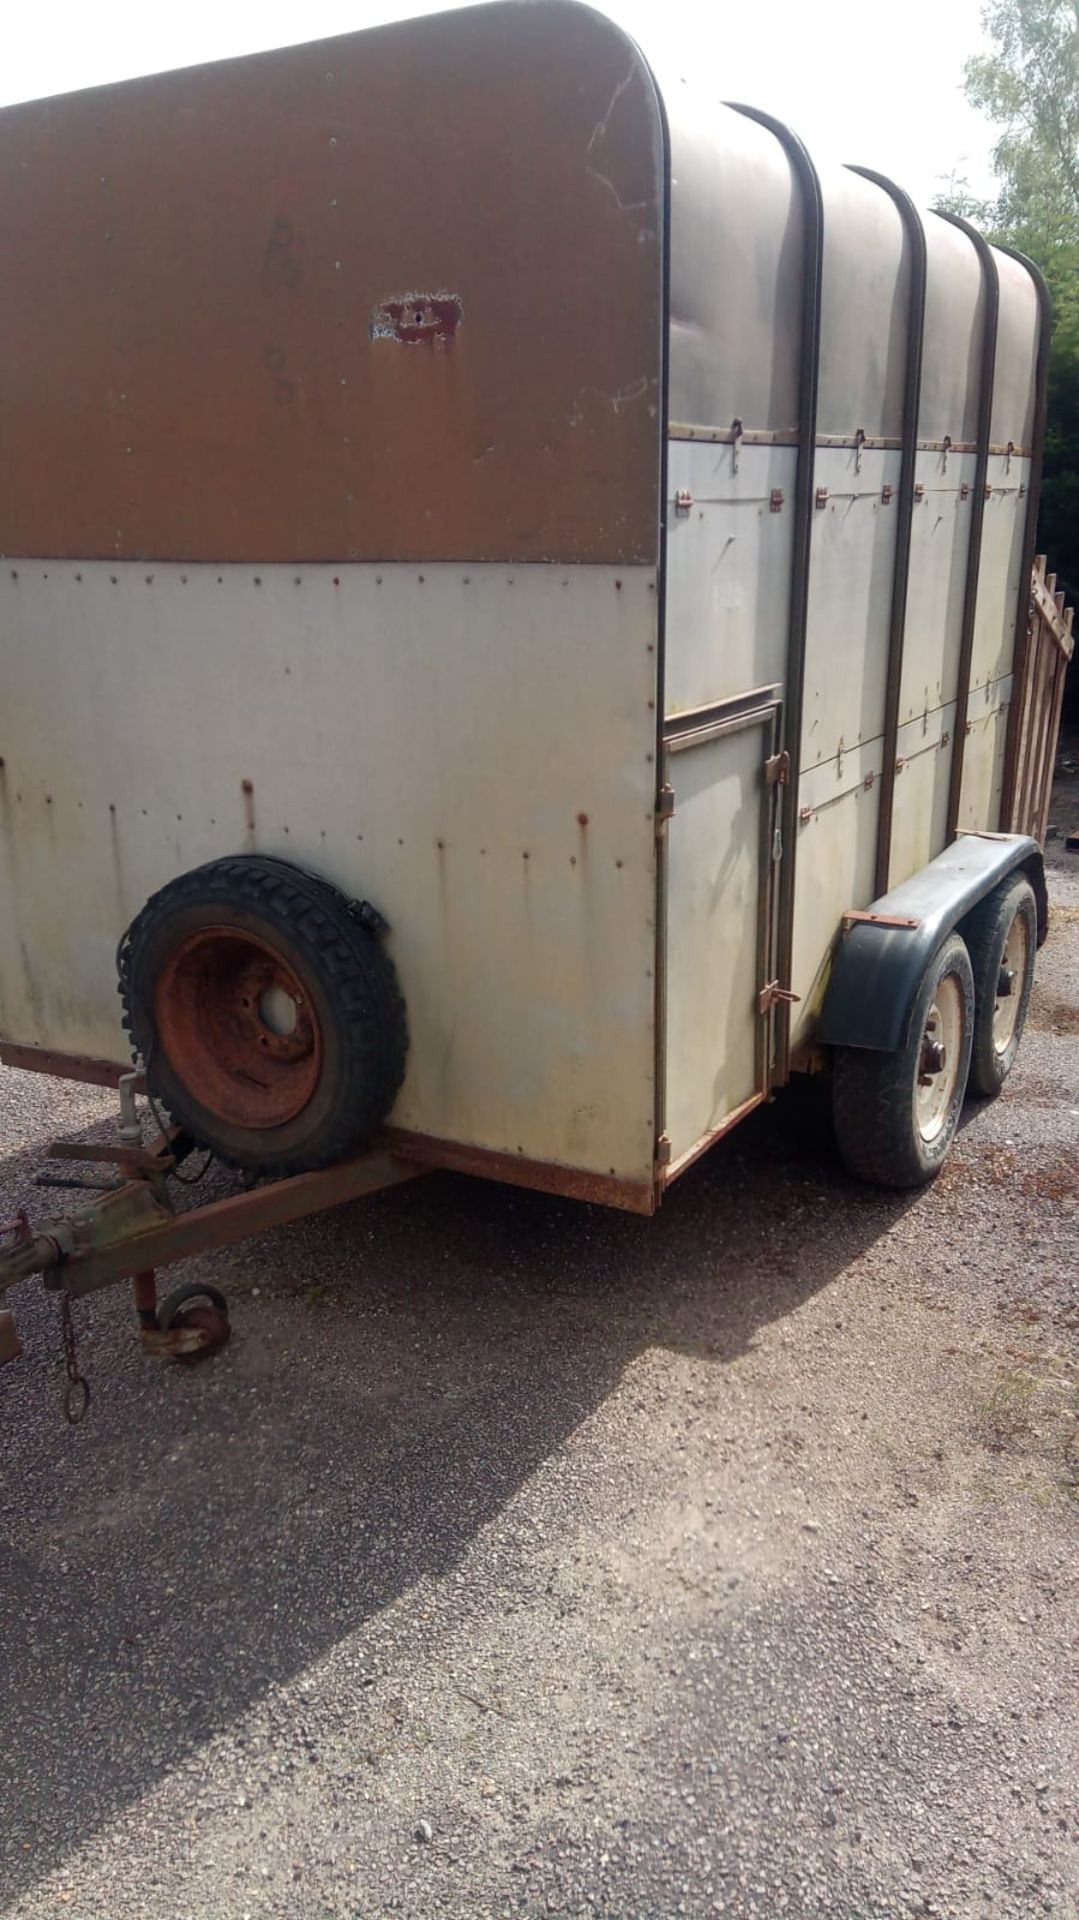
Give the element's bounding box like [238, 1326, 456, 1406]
[118, 855, 407, 1176]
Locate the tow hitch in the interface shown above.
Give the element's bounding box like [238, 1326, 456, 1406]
[0, 1073, 426, 1418]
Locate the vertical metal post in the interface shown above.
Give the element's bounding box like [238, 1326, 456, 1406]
[726, 103, 824, 1087]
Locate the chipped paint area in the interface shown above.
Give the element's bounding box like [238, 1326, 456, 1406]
[369, 293, 463, 346]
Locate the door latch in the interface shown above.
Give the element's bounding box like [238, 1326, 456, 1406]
[758, 981, 801, 1016]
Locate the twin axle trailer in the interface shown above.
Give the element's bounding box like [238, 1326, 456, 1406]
[0, 1, 1072, 1396]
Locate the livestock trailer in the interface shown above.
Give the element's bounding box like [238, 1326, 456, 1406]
[0, 0, 1072, 1396]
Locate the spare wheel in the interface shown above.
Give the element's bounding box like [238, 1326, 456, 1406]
[118, 855, 407, 1176]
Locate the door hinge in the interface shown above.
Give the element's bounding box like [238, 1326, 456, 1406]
[764, 750, 790, 786]
[655, 783, 676, 830]
[655, 1131, 672, 1167]
[674, 489, 693, 516]
[758, 980, 801, 1016]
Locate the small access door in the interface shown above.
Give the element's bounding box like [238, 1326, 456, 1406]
[660, 687, 785, 1181]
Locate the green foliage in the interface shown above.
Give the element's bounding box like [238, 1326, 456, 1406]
[935, 0, 1079, 597]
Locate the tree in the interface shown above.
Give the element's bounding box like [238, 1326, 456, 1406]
[936, 0, 1079, 605]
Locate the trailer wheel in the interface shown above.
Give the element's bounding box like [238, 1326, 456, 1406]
[962, 875, 1037, 1098]
[832, 932, 974, 1189]
[118, 856, 407, 1176]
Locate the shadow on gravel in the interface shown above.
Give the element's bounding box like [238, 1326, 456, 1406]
[0, 1078, 918, 1903]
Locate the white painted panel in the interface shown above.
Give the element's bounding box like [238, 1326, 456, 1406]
[666, 96, 804, 435]
[969, 452, 1030, 693]
[889, 702, 957, 887]
[790, 737, 884, 1039]
[801, 446, 901, 770]
[899, 451, 977, 724]
[663, 718, 773, 1161]
[664, 442, 796, 715]
[0, 561, 659, 1183]
[920, 213, 986, 446]
[957, 674, 1013, 834]
[989, 252, 1040, 451]
[816, 169, 909, 440]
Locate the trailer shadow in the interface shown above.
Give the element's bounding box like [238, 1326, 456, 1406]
[0, 1078, 920, 1905]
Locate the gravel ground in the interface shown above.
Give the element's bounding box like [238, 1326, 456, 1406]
[2, 789, 1077, 1920]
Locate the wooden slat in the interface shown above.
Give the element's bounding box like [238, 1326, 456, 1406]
[1031, 568, 1073, 655]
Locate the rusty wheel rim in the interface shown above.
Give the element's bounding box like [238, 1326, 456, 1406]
[154, 926, 322, 1129]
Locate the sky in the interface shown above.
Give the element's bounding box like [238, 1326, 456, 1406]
[1, 0, 1000, 210]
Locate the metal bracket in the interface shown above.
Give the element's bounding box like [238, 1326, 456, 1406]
[841, 909, 921, 931]
[656, 783, 676, 829]
[731, 418, 743, 475]
[854, 427, 866, 475]
[881, 483, 893, 506]
[654, 1132, 672, 1168]
[674, 489, 693, 516]
[764, 750, 790, 786]
[815, 486, 828, 510]
[758, 981, 801, 1015]
[770, 488, 784, 513]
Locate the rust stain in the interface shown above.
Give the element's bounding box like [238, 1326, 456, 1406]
[108, 801, 126, 919]
[379, 1125, 655, 1214]
[0, 1042, 142, 1088]
[370, 292, 462, 347]
[241, 778, 256, 852]
[0, 8, 662, 564]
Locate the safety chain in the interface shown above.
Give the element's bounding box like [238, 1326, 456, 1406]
[60, 1293, 90, 1425]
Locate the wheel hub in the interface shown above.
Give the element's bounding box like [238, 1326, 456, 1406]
[992, 912, 1030, 1055]
[154, 926, 322, 1129]
[914, 974, 965, 1144]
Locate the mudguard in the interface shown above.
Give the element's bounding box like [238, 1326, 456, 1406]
[816, 833, 1047, 1054]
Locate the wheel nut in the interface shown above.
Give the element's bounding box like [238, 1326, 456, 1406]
[997, 965, 1016, 997]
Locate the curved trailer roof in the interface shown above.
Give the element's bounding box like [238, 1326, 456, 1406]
[0, 0, 1047, 569]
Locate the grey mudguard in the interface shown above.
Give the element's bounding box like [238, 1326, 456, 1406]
[817, 834, 1047, 1054]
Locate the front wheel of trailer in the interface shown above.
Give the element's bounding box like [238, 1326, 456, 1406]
[831, 932, 975, 1189]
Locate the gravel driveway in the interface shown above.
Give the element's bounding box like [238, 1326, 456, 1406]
[2, 812, 1076, 1920]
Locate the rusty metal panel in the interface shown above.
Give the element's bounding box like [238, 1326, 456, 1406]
[889, 703, 957, 887]
[969, 453, 1032, 696]
[662, 702, 779, 1163]
[663, 442, 798, 716]
[955, 674, 1013, 833]
[0, 559, 660, 1186]
[790, 737, 885, 1038]
[666, 90, 805, 435]
[897, 450, 977, 730]
[0, 4, 664, 564]
[800, 446, 903, 771]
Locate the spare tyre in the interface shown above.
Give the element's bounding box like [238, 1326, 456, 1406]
[118, 855, 407, 1176]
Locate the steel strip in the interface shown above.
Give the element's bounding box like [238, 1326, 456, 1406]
[726, 102, 824, 1088]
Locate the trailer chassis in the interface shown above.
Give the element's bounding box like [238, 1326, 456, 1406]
[0, 1077, 425, 1418]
